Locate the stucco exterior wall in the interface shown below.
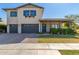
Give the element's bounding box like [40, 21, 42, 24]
[6, 5, 44, 33]
[17, 7, 43, 24]
[7, 5, 43, 24]
[7, 10, 18, 24]
[46, 24, 50, 32]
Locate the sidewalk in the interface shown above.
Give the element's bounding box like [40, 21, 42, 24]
[0, 43, 61, 55]
[0, 49, 60, 55]
[0, 43, 79, 50]
[0, 43, 79, 55]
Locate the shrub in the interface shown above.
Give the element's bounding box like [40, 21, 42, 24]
[50, 28, 75, 35]
[66, 28, 75, 34]
[51, 28, 59, 34]
[0, 24, 7, 33]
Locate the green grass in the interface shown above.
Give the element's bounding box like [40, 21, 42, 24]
[59, 50, 79, 55]
[39, 34, 78, 38]
[37, 34, 79, 43]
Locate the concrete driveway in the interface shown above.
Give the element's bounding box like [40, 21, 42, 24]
[0, 34, 38, 44]
[0, 34, 61, 55]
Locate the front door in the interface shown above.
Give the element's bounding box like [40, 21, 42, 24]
[42, 24, 46, 33]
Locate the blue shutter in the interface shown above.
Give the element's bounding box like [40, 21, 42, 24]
[23, 10, 30, 16]
[10, 11, 17, 17]
[30, 10, 36, 16]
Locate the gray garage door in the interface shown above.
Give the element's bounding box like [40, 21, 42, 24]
[9, 24, 18, 33]
[21, 24, 39, 33]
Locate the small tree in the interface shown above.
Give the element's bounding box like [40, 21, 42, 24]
[65, 15, 79, 33]
[0, 24, 7, 33]
[61, 22, 69, 29]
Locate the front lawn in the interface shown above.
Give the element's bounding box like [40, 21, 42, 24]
[59, 50, 79, 55]
[37, 34, 79, 43]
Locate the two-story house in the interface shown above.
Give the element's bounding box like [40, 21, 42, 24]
[3, 3, 73, 33]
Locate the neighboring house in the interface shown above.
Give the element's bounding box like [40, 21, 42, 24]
[3, 3, 73, 33]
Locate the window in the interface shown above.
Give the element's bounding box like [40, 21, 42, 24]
[23, 10, 36, 17]
[23, 10, 30, 16]
[55, 24, 59, 28]
[10, 11, 17, 17]
[30, 10, 36, 16]
[52, 24, 55, 28]
[52, 24, 60, 28]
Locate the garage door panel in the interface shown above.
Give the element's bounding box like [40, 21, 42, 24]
[21, 24, 39, 33]
[9, 24, 18, 33]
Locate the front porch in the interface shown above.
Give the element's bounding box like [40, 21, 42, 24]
[39, 18, 73, 33]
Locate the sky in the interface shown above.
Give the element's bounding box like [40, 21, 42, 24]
[1, 3, 79, 23]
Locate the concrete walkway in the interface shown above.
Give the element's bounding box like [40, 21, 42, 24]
[0, 43, 61, 55]
[0, 50, 60, 55]
[0, 43, 79, 55]
[0, 43, 79, 50]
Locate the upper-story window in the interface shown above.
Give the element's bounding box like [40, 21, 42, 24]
[23, 10, 30, 17]
[23, 10, 36, 17]
[10, 11, 17, 17]
[30, 10, 36, 16]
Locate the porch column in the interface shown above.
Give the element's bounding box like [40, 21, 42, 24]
[46, 24, 50, 33]
[39, 22, 42, 32]
[7, 24, 9, 33]
[18, 24, 21, 33]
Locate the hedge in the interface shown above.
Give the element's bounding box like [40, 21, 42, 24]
[0, 24, 7, 33]
[50, 28, 75, 34]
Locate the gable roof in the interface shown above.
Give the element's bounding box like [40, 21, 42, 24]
[17, 3, 44, 9]
[3, 3, 44, 11]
